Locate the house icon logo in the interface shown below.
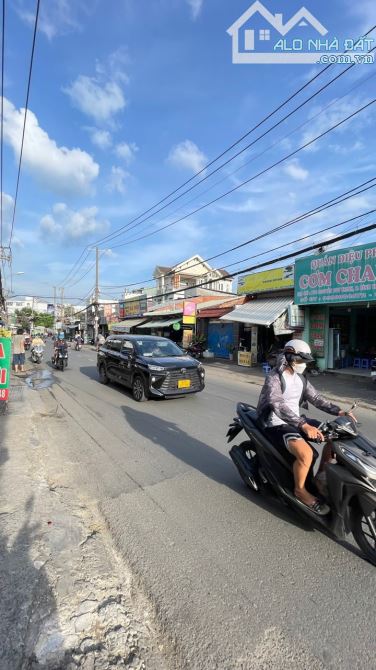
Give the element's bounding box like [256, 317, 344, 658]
[227, 1, 328, 64]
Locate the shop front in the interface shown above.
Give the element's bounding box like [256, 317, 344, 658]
[221, 266, 302, 367]
[220, 295, 300, 366]
[295, 241, 376, 370]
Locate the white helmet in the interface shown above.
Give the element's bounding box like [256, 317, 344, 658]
[284, 339, 314, 363]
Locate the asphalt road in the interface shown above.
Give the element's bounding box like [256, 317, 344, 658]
[36, 344, 376, 670]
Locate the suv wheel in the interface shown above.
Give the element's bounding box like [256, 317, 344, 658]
[99, 364, 109, 385]
[132, 375, 148, 402]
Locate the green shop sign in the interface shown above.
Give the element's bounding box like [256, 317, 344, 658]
[0, 337, 11, 401]
[295, 242, 376, 305]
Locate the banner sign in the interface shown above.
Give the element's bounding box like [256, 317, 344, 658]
[0, 337, 11, 401]
[295, 242, 376, 305]
[119, 296, 148, 319]
[183, 301, 196, 326]
[309, 309, 326, 357]
[238, 266, 294, 295]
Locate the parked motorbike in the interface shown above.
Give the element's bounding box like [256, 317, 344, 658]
[227, 402, 376, 565]
[52, 346, 68, 371]
[31, 345, 44, 364]
[186, 341, 205, 359]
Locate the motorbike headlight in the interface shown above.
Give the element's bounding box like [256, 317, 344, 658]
[148, 365, 166, 372]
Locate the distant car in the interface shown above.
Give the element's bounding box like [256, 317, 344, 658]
[97, 334, 205, 401]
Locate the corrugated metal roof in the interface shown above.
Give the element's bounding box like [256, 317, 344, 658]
[220, 297, 293, 327]
[137, 318, 182, 329]
[109, 319, 146, 331]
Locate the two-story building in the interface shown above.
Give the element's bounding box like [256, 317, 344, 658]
[153, 256, 233, 304]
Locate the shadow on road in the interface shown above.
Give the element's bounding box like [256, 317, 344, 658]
[121, 405, 312, 532]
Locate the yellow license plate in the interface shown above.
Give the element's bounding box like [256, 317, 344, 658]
[178, 379, 191, 389]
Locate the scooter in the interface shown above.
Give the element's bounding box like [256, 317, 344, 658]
[31, 344, 44, 364]
[227, 402, 376, 565]
[186, 341, 205, 359]
[52, 346, 68, 371]
[75, 341, 82, 351]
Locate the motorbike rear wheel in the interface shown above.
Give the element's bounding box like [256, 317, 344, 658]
[230, 441, 260, 492]
[352, 507, 376, 566]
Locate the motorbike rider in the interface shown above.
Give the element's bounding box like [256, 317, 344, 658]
[74, 332, 83, 348]
[257, 339, 356, 515]
[53, 332, 68, 363]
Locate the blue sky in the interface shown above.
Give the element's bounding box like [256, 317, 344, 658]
[3, 0, 376, 304]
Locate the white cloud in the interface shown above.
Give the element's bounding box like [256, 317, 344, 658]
[14, 0, 93, 40]
[301, 97, 372, 152]
[168, 140, 207, 174]
[65, 77, 126, 124]
[3, 97, 99, 195]
[107, 166, 129, 194]
[284, 159, 309, 181]
[219, 198, 263, 214]
[329, 140, 364, 156]
[186, 0, 203, 20]
[115, 142, 139, 164]
[88, 128, 112, 150]
[64, 48, 129, 124]
[39, 203, 109, 242]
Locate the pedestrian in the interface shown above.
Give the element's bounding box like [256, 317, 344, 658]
[96, 333, 105, 351]
[12, 327, 26, 374]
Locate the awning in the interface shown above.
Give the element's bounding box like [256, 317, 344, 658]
[138, 318, 182, 329]
[220, 298, 293, 327]
[109, 319, 146, 332]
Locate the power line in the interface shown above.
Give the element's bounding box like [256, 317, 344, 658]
[94, 34, 376, 247]
[109, 100, 375, 249]
[67, 221, 376, 309]
[59, 28, 376, 287]
[99, 54, 376, 248]
[102, 70, 376, 252]
[101, 178, 376, 290]
[8, 0, 40, 249]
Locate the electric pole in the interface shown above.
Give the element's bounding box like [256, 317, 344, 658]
[60, 287, 64, 326]
[53, 286, 57, 334]
[94, 247, 99, 345]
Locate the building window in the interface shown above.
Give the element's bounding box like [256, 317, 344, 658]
[259, 29, 270, 41]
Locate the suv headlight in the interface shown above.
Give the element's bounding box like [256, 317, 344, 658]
[148, 365, 166, 372]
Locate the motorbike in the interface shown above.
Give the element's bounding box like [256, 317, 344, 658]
[52, 346, 68, 371]
[186, 341, 205, 359]
[75, 341, 82, 351]
[31, 344, 44, 364]
[227, 402, 376, 565]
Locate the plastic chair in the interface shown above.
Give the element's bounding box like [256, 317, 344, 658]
[361, 358, 369, 369]
[353, 358, 361, 368]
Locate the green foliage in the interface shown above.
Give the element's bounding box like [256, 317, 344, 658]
[34, 314, 54, 328]
[14, 308, 54, 330]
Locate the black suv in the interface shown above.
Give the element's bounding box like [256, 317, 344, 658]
[97, 334, 205, 401]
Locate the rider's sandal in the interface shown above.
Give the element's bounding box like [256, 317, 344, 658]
[295, 497, 330, 516]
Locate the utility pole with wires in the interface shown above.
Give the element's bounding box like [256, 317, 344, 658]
[94, 247, 100, 345]
[53, 286, 57, 334]
[60, 286, 64, 327]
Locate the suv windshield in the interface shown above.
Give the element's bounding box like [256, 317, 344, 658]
[135, 339, 183, 357]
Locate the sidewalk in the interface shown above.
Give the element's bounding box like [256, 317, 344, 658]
[204, 359, 376, 411]
[0, 374, 167, 670]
